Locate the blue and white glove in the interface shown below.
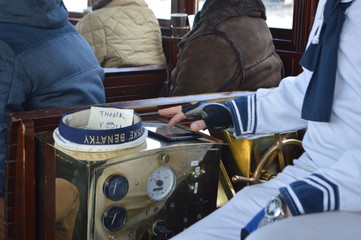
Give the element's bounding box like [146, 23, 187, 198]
[182, 102, 233, 129]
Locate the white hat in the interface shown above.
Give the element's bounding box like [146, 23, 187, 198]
[53, 107, 147, 152]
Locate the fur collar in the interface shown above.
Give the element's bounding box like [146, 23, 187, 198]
[200, 0, 266, 28]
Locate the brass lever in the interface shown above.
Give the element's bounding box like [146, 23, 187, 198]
[232, 133, 303, 185]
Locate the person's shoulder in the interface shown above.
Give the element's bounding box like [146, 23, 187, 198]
[76, 11, 106, 32]
[0, 23, 35, 53]
[182, 25, 230, 47]
[0, 38, 18, 73]
[80, 7, 116, 25]
[0, 23, 77, 54]
[0, 39, 16, 57]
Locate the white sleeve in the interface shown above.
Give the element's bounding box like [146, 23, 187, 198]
[225, 70, 310, 137]
[256, 70, 310, 133]
[280, 149, 361, 215]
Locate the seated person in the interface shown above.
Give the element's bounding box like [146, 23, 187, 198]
[76, 0, 166, 68]
[247, 211, 361, 240]
[162, 0, 284, 97]
[0, 0, 106, 237]
[158, 0, 361, 239]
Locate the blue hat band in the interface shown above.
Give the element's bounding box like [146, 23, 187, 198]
[58, 107, 144, 145]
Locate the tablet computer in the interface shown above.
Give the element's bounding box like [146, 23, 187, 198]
[143, 119, 201, 141]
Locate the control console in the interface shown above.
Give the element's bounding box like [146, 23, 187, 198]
[54, 135, 222, 240]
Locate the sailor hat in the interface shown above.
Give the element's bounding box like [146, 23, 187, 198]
[53, 106, 147, 152]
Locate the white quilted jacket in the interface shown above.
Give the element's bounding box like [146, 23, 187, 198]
[76, 0, 166, 67]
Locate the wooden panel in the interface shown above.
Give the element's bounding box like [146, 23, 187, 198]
[5, 204, 15, 222]
[5, 177, 15, 193]
[36, 136, 56, 240]
[171, 0, 196, 14]
[5, 159, 15, 178]
[277, 50, 304, 77]
[15, 120, 36, 240]
[103, 65, 170, 103]
[106, 93, 164, 103]
[105, 83, 163, 96]
[5, 91, 251, 240]
[5, 220, 15, 239]
[162, 37, 181, 70]
[104, 73, 165, 86]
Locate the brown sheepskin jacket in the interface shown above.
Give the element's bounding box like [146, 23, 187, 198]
[164, 0, 284, 97]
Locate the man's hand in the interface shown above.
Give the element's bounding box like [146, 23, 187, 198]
[158, 102, 232, 131]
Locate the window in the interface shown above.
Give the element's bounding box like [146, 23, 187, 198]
[63, 0, 88, 13]
[145, 0, 171, 19]
[64, 0, 316, 50]
[268, 0, 318, 52]
[263, 0, 294, 29]
[144, 0, 294, 29]
[145, 0, 295, 29]
[144, 0, 203, 20]
[198, 0, 205, 10]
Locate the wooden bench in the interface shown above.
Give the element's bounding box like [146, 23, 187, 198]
[103, 64, 171, 103]
[5, 92, 249, 240]
[104, 64, 170, 103]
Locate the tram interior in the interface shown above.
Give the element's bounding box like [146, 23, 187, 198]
[4, 1, 347, 239]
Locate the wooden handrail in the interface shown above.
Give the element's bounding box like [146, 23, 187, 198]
[15, 120, 36, 240]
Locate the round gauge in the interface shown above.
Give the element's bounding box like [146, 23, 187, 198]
[103, 175, 129, 201]
[147, 166, 176, 201]
[102, 206, 127, 232]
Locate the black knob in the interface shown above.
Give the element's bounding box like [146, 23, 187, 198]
[152, 220, 174, 240]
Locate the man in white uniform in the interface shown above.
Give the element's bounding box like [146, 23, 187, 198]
[158, 0, 361, 239]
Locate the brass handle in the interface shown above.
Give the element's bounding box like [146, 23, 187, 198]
[232, 134, 303, 185]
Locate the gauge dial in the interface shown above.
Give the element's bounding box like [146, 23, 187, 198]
[103, 175, 129, 201]
[102, 206, 127, 232]
[147, 166, 176, 201]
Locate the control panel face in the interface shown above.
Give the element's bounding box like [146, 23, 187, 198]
[54, 137, 221, 240]
[90, 144, 221, 240]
